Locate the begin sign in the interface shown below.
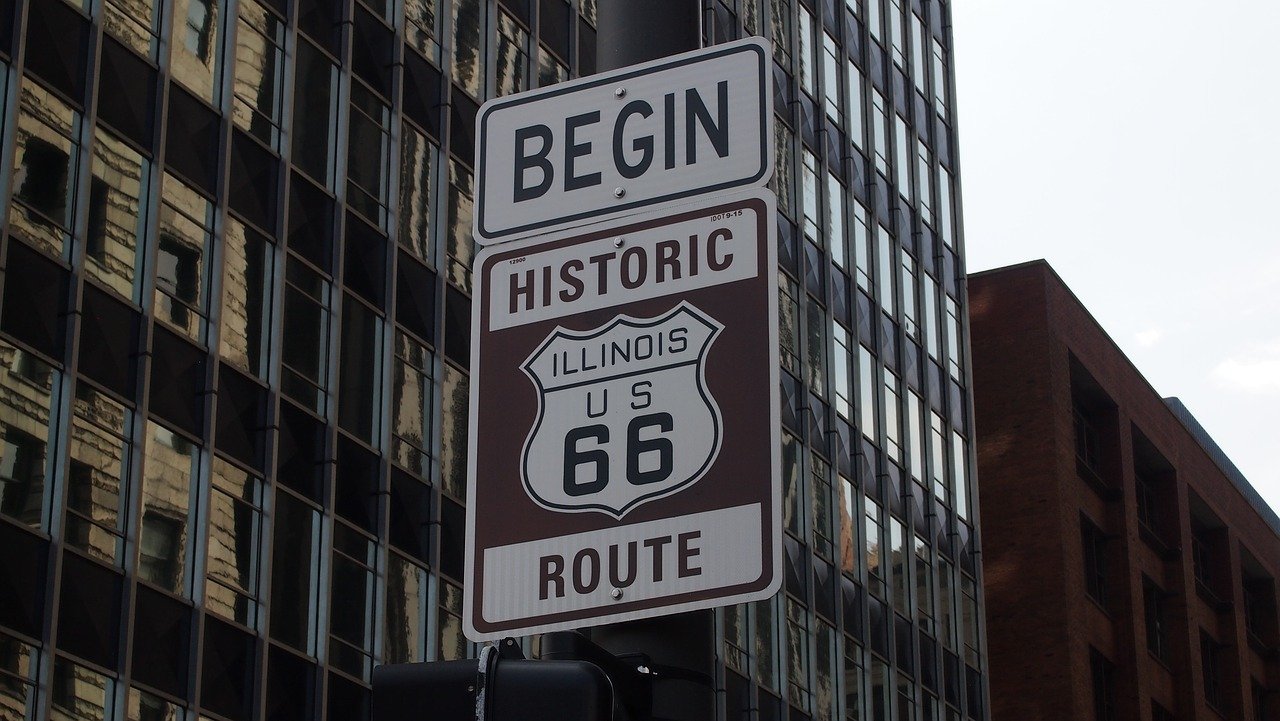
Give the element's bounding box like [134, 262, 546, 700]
[473, 37, 772, 244]
[464, 190, 780, 640]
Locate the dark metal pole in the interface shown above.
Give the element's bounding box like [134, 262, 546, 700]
[596, 0, 702, 71]
[573, 6, 715, 721]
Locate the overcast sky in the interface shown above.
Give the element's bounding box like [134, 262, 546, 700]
[951, 0, 1280, 513]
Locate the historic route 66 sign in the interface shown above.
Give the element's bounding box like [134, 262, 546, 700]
[521, 303, 722, 518]
[464, 189, 780, 641]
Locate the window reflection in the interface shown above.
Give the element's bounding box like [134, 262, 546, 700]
[398, 126, 436, 265]
[0, 633, 37, 719]
[404, 0, 440, 61]
[444, 160, 473, 292]
[439, 363, 467, 500]
[104, 0, 162, 58]
[205, 456, 263, 626]
[127, 686, 182, 721]
[172, 0, 222, 103]
[50, 657, 112, 721]
[67, 384, 132, 565]
[139, 421, 198, 595]
[437, 580, 467, 661]
[10, 83, 80, 258]
[494, 12, 529, 96]
[220, 218, 274, 379]
[233, 0, 285, 148]
[384, 553, 428, 664]
[451, 0, 484, 98]
[156, 173, 214, 341]
[0, 340, 58, 530]
[392, 332, 433, 477]
[535, 45, 567, 88]
[87, 129, 149, 301]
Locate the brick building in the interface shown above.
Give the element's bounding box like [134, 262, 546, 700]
[968, 260, 1279, 721]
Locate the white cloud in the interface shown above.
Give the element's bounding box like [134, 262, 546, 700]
[1211, 340, 1280, 395]
[1134, 328, 1163, 348]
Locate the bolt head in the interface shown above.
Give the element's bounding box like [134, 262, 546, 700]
[614, 87, 626, 98]
[614, 237, 625, 248]
[611, 588, 623, 599]
[613, 187, 626, 198]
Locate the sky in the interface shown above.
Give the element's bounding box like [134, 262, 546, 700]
[950, 0, 1280, 513]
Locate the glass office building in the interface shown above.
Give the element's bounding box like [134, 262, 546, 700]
[0, 0, 987, 719]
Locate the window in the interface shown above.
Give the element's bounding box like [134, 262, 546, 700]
[832, 323, 853, 420]
[839, 476, 858, 576]
[1244, 576, 1275, 644]
[893, 115, 911, 202]
[1074, 402, 1102, 476]
[330, 522, 378, 680]
[883, 371, 902, 464]
[1192, 524, 1215, 595]
[445, 159, 475, 291]
[853, 201, 872, 292]
[104, 0, 162, 58]
[910, 14, 926, 94]
[392, 331, 434, 477]
[348, 82, 392, 227]
[785, 598, 810, 711]
[811, 454, 834, 559]
[173, 0, 221, 102]
[929, 412, 947, 504]
[858, 345, 878, 441]
[384, 552, 429, 664]
[451, 0, 484, 98]
[281, 254, 332, 413]
[887, 0, 906, 68]
[865, 497, 884, 589]
[52, 657, 114, 721]
[806, 297, 826, 394]
[293, 39, 339, 188]
[915, 535, 933, 627]
[494, 11, 529, 96]
[10, 83, 80, 256]
[155, 173, 215, 341]
[931, 40, 948, 118]
[233, 0, 286, 148]
[1135, 473, 1159, 534]
[404, 0, 440, 60]
[779, 274, 801, 376]
[337, 296, 383, 444]
[889, 516, 906, 615]
[0, 341, 58, 529]
[945, 295, 962, 380]
[802, 150, 823, 248]
[139, 421, 199, 595]
[66, 384, 132, 565]
[847, 62, 865, 150]
[1081, 516, 1109, 607]
[937, 165, 954, 248]
[951, 431, 969, 521]
[205, 457, 264, 625]
[86, 128, 149, 300]
[270, 489, 322, 655]
[1144, 578, 1169, 661]
[797, 6, 817, 96]
[906, 390, 924, 482]
[916, 142, 933, 225]
[1089, 647, 1115, 721]
[220, 218, 275, 379]
[1201, 631, 1223, 711]
[822, 33, 841, 124]
[900, 250, 919, 341]
[398, 125, 438, 265]
[871, 90, 890, 176]
[876, 225, 896, 316]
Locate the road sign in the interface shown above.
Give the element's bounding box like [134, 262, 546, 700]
[472, 37, 773, 245]
[464, 189, 780, 641]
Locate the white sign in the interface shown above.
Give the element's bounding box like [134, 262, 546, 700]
[473, 37, 773, 244]
[464, 190, 781, 640]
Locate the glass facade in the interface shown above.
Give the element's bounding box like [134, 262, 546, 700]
[0, 0, 985, 719]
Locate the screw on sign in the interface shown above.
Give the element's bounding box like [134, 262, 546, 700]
[463, 189, 781, 641]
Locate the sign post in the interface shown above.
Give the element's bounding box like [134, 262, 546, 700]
[464, 191, 780, 640]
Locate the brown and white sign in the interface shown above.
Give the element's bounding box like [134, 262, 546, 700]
[463, 189, 781, 641]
